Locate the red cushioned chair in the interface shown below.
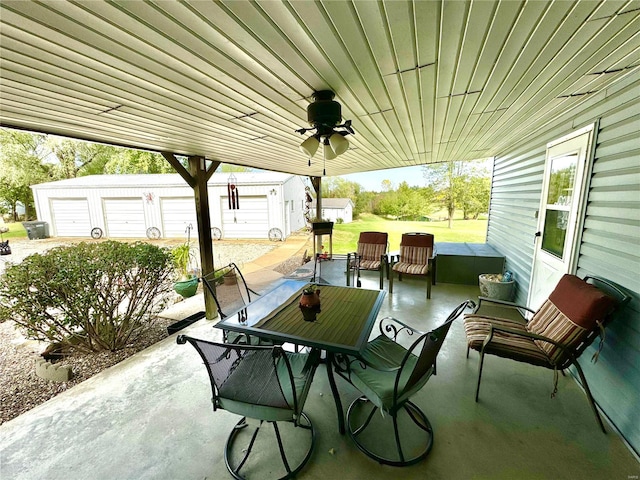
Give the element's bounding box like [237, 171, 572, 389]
[389, 232, 435, 299]
[464, 274, 630, 432]
[351, 231, 388, 289]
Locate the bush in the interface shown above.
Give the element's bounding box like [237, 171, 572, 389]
[0, 241, 174, 352]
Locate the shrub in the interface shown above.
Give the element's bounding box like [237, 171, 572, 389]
[0, 241, 174, 352]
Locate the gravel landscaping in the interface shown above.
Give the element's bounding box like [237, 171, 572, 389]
[0, 237, 306, 425]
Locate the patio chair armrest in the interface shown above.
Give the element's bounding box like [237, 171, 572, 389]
[476, 296, 536, 315]
[378, 316, 424, 341]
[483, 324, 573, 361]
[332, 352, 401, 387]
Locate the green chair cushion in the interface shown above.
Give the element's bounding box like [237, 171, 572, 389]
[350, 335, 429, 412]
[219, 351, 316, 422]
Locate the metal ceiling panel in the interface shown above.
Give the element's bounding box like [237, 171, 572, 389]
[1, 0, 638, 178]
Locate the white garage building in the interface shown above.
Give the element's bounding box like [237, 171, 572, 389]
[31, 172, 307, 241]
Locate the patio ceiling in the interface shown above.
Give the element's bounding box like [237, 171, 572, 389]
[1, 1, 639, 177]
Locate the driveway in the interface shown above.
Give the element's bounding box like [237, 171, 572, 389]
[0, 237, 281, 275]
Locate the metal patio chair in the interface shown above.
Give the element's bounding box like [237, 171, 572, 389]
[335, 300, 473, 466]
[177, 336, 319, 480]
[464, 274, 630, 432]
[389, 232, 435, 299]
[201, 262, 261, 344]
[350, 231, 388, 289]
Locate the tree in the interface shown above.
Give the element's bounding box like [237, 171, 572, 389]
[0, 130, 183, 219]
[373, 183, 435, 220]
[0, 130, 50, 219]
[461, 176, 491, 219]
[321, 177, 365, 216]
[423, 159, 491, 228]
[103, 149, 175, 174]
[46, 137, 122, 179]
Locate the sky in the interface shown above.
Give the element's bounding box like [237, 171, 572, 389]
[339, 165, 428, 191]
[338, 158, 493, 192]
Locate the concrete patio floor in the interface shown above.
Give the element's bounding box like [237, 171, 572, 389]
[1, 258, 638, 479]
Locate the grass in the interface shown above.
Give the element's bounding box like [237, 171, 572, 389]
[327, 213, 488, 254]
[1, 213, 488, 250]
[0, 221, 27, 239]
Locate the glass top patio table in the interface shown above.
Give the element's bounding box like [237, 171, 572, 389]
[214, 279, 386, 356]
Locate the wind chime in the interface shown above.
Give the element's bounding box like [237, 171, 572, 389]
[227, 173, 240, 223]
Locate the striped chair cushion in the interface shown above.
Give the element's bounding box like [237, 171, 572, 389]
[526, 275, 615, 364]
[399, 245, 432, 265]
[360, 258, 382, 270]
[357, 243, 386, 264]
[392, 261, 429, 275]
[464, 316, 550, 366]
[525, 301, 586, 364]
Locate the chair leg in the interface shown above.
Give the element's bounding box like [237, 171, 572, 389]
[272, 421, 292, 475]
[466, 345, 470, 358]
[224, 414, 316, 480]
[389, 270, 394, 293]
[426, 275, 431, 299]
[347, 397, 434, 467]
[225, 418, 261, 479]
[475, 351, 486, 402]
[572, 361, 607, 433]
[392, 414, 405, 464]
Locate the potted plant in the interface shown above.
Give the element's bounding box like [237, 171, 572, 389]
[299, 284, 321, 322]
[172, 243, 198, 298]
[221, 266, 238, 285]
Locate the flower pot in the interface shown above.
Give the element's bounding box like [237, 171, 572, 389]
[174, 277, 199, 298]
[478, 274, 514, 301]
[223, 273, 238, 285]
[299, 289, 321, 322]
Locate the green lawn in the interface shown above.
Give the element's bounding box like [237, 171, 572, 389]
[0, 221, 27, 239]
[329, 213, 488, 254]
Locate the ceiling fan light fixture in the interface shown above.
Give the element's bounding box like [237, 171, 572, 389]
[329, 132, 349, 155]
[295, 90, 354, 172]
[323, 142, 337, 160]
[299, 136, 319, 157]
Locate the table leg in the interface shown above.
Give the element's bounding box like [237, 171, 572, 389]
[325, 351, 345, 435]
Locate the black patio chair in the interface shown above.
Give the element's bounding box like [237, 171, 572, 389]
[177, 336, 319, 480]
[389, 232, 435, 299]
[335, 300, 473, 466]
[464, 274, 631, 432]
[200, 263, 261, 344]
[349, 231, 388, 289]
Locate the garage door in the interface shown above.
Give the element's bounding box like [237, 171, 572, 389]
[104, 198, 146, 238]
[161, 197, 198, 238]
[51, 198, 92, 237]
[221, 196, 269, 239]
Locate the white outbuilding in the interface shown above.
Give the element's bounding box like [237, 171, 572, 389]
[31, 172, 307, 241]
[310, 198, 354, 224]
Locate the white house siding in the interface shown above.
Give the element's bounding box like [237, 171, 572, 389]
[487, 75, 640, 455]
[50, 198, 91, 237]
[283, 177, 306, 236]
[31, 173, 306, 241]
